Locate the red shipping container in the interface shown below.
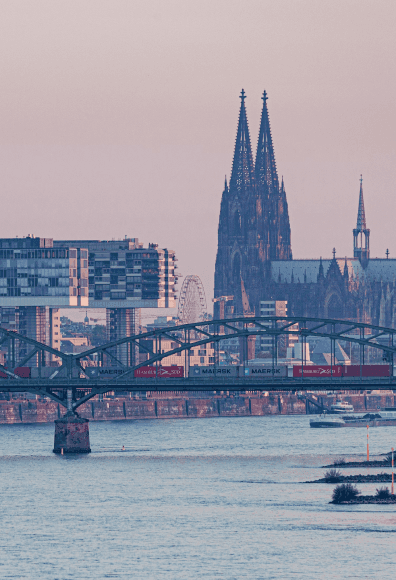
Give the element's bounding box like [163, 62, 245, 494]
[134, 366, 156, 378]
[343, 365, 390, 377]
[157, 366, 184, 378]
[15, 367, 31, 378]
[293, 365, 343, 378]
[134, 366, 184, 378]
[0, 366, 31, 379]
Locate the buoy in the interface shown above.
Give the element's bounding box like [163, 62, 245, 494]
[367, 425, 369, 461]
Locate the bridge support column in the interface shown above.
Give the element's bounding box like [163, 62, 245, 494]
[53, 414, 91, 454]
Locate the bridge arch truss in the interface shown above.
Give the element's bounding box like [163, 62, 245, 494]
[0, 316, 395, 411]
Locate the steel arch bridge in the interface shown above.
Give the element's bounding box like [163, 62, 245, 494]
[0, 316, 395, 413]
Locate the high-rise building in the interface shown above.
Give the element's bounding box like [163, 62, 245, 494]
[0, 236, 87, 306]
[54, 238, 177, 366]
[53, 238, 176, 308]
[0, 236, 177, 366]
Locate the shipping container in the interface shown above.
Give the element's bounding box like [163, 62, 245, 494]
[293, 365, 343, 378]
[85, 367, 125, 379]
[189, 366, 239, 378]
[0, 367, 31, 379]
[31, 367, 80, 379]
[343, 365, 390, 377]
[157, 366, 184, 378]
[15, 367, 31, 378]
[134, 366, 184, 378]
[244, 366, 287, 378]
[134, 366, 156, 378]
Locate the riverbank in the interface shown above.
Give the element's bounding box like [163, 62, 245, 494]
[308, 473, 392, 484]
[324, 458, 393, 468]
[330, 495, 396, 504]
[0, 389, 395, 424]
[0, 392, 306, 424]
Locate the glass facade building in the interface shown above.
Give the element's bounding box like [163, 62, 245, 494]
[54, 238, 177, 309]
[0, 237, 178, 366]
[0, 237, 88, 307]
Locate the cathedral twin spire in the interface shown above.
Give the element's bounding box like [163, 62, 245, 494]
[230, 89, 255, 196]
[229, 91, 369, 268]
[229, 88, 278, 193]
[214, 89, 292, 316]
[255, 90, 279, 195]
[228, 89, 292, 261]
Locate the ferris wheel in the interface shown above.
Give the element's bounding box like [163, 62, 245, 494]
[177, 275, 207, 325]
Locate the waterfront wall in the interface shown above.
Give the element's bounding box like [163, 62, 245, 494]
[0, 392, 394, 424]
[0, 393, 305, 424]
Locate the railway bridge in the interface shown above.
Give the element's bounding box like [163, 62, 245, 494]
[0, 316, 394, 452]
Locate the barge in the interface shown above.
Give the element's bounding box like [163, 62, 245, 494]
[310, 411, 396, 428]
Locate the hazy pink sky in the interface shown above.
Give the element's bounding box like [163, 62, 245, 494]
[1, 0, 395, 314]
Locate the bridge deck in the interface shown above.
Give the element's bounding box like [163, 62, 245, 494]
[0, 377, 395, 394]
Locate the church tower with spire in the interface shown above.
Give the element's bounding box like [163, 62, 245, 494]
[255, 90, 291, 261]
[214, 90, 292, 316]
[214, 89, 257, 315]
[353, 175, 370, 267]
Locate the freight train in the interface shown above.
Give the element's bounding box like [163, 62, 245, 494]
[0, 364, 392, 379]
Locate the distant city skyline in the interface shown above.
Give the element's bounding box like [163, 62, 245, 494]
[1, 1, 395, 309]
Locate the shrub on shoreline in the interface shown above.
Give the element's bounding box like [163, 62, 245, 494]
[324, 469, 342, 483]
[375, 487, 390, 499]
[332, 483, 360, 503]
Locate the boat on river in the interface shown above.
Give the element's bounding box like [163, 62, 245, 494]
[310, 411, 396, 428]
[310, 415, 345, 428]
[329, 400, 354, 414]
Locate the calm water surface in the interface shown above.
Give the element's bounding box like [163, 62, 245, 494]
[0, 415, 395, 579]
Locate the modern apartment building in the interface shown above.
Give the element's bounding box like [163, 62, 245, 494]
[54, 238, 177, 365]
[0, 236, 87, 307]
[0, 236, 86, 366]
[54, 238, 176, 309]
[0, 236, 177, 367]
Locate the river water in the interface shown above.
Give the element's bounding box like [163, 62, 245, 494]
[0, 415, 395, 579]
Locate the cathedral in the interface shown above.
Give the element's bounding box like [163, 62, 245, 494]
[214, 90, 396, 328]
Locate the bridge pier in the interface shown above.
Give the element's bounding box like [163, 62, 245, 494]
[53, 411, 91, 454]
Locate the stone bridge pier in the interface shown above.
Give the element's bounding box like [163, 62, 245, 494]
[53, 389, 91, 454]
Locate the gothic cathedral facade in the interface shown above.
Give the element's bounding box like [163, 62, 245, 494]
[214, 90, 396, 328]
